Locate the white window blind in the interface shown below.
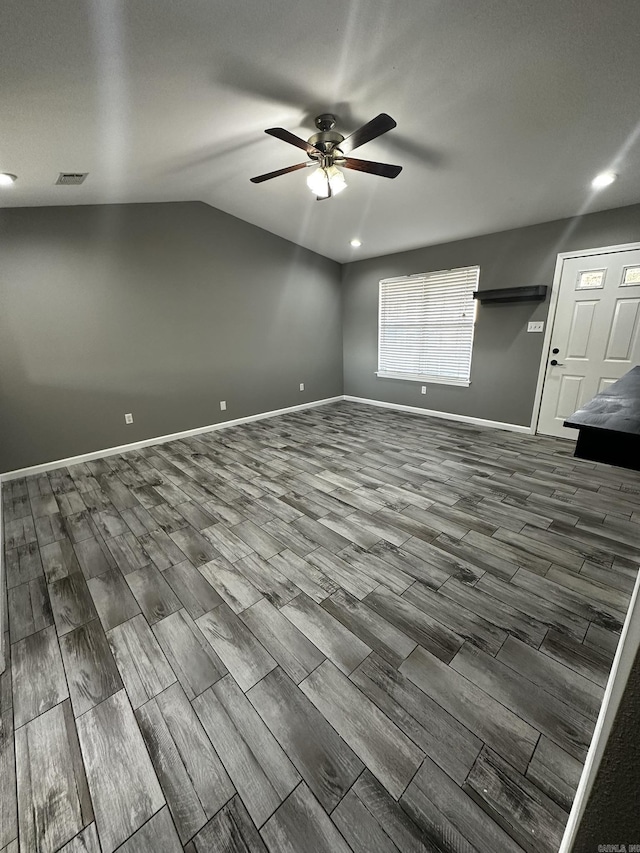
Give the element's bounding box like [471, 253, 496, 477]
[378, 265, 480, 386]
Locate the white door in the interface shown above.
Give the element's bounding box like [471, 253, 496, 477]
[537, 246, 640, 438]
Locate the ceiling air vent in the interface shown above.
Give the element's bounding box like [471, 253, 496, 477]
[55, 172, 88, 186]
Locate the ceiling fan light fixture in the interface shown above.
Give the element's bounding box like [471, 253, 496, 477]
[306, 165, 347, 198]
[306, 167, 328, 197]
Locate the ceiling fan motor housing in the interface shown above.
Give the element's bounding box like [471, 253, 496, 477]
[308, 114, 345, 160]
[308, 129, 344, 159]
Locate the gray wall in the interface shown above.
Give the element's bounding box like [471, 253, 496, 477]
[571, 647, 640, 851]
[2, 200, 639, 474]
[0, 202, 342, 472]
[342, 204, 640, 426]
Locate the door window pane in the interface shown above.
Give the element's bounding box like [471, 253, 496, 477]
[621, 266, 640, 286]
[576, 269, 605, 290]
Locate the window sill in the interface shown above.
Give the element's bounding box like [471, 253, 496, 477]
[375, 371, 471, 387]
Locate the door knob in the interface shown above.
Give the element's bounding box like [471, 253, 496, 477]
[550, 359, 564, 366]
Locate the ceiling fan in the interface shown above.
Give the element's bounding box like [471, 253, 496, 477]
[250, 113, 402, 200]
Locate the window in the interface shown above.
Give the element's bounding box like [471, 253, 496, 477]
[377, 265, 480, 386]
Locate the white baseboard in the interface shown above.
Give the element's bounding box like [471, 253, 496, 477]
[343, 395, 533, 434]
[0, 391, 528, 673]
[559, 569, 640, 851]
[0, 394, 534, 482]
[0, 395, 343, 671]
[0, 396, 344, 482]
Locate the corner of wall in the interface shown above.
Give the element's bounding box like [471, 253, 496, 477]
[0, 482, 6, 675]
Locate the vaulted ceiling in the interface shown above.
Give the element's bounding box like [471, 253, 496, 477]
[2, 0, 640, 262]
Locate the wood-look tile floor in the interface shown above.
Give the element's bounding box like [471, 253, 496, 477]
[1, 401, 638, 853]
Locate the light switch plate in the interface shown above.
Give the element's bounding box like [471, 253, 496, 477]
[527, 321, 544, 333]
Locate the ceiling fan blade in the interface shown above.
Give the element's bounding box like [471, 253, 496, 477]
[265, 128, 322, 155]
[339, 113, 397, 153]
[250, 162, 309, 183]
[342, 157, 403, 178]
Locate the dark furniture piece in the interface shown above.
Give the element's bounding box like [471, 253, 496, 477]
[564, 365, 640, 470]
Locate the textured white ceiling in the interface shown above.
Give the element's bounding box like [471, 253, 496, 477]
[2, 0, 640, 262]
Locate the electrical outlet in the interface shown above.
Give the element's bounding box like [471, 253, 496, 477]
[527, 321, 544, 333]
[421, 386, 427, 395]
[299, 383, 305, 392]
[220, 400, 227, 411]
[124, 413, 133, 424]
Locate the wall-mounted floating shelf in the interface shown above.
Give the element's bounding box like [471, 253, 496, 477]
[473, 285, 548, 304]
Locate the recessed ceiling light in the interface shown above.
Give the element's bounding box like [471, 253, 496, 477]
[0, 173, 17, 186]
[591, 171, 617, 189]
[350, 238, 362, 248]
